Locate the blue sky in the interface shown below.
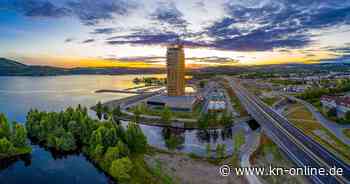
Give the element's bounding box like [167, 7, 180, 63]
[0, 0, 350, 67]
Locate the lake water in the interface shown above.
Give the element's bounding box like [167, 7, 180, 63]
[0, 75, 250, 184]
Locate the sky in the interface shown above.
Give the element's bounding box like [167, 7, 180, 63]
[0, 0, 350, 68]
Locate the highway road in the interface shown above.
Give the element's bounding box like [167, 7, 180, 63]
[225, 77, 350, 184]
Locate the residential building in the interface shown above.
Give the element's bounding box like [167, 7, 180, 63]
[320, 95, 350, 118]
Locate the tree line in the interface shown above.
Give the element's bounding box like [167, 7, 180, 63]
[298, 79, 350, 101]
[197, 111, 234, 129]
[133, 77, 166, 86]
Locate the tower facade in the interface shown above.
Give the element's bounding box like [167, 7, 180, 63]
[166, 44, 185, 96]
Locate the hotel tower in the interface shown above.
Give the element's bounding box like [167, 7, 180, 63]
[166, 44, 185, 96]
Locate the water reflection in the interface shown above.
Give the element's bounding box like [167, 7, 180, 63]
[0, 154, 31, 170]
[195, 127, 233, 143]
[162, 128, 185, 150]
[127, 121, 251, 157]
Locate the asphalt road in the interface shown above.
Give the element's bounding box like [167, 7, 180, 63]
[226, 77, 350, 184]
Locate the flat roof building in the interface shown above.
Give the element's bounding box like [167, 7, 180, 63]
[146, 95, 198, 112]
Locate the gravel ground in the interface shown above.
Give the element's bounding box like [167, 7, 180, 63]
[145, 153, 248, 184]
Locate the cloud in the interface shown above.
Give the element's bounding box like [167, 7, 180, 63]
[202, 0, 350, 51]
[107, 32, 177, 45]
[3, 0, 350, 53]
[106, 29, 209, 48]
[66, 0, 138, 25]
[194, 1, 205, 9]
[91, 28, 116, 35]
[105, 56, 238, 65]
[2, 0, 139, 25]
[328, 43, 350, 53]
[64, 38, 75, 43]
[82, 39, 94, 43]
[2, 0, 69, 18]
[150, 1, 188, 33]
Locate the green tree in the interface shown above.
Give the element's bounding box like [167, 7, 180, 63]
[161, 107, 172, 124]
[327, 107, 337, 117]
[216, 144, 222, 158]
[216, 144, 226, 158]
[102, 106, 110, 120]
[91, 144, 104, 161]
[222, 144, 226, 158]
[96, 101, 103, 120]
[47, 134, 58, 149]
[11, 123, 27, 147]
[0, 113, 11, 139]
[206, 143, 211, 158]
[116, 140, 129, 157]
[164, 135, 184, 151]
[125, 123, 147, 154]
[109, 157, 133, 182]
[220, 112, 233, 127]
[198, 114, 209, 129]
[0, 138, 15, 155]
[102, 146, 121, 169]
[199, 81, 206, 88]
[113, 106, 122, 117]
[115, 125, 126, 142]
[90, 129, 103, 147]
[233, 130, 245, 153]
[133, 106, 141, 123]
[345, 111, 350, 122]
[105, 127, 118, 147]
[67, 121, 81, 140]
[59, 132, 77, 151]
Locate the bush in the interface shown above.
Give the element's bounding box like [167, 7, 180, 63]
[161, 107, 172, 124]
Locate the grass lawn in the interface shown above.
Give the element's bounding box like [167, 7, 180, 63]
[344, 129, 350, 139]
[286, 103, 350, 163]
[261, 96, 281, 106]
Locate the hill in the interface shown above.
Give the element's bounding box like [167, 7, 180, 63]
[0, 58, 165, 76]
[0, 58, 69, 76]
[0, 58, 27, 68]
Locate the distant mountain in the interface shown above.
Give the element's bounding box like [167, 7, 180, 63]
[0, 58, 69, 76]
[2, 57, 349, 77]
[0, 58, 165, 76]
[0, 58, 27, 68]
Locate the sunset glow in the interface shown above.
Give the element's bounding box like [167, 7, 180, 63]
[1, 0, 350, 68]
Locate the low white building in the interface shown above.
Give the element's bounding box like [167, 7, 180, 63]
[208, 101, 226, 112]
